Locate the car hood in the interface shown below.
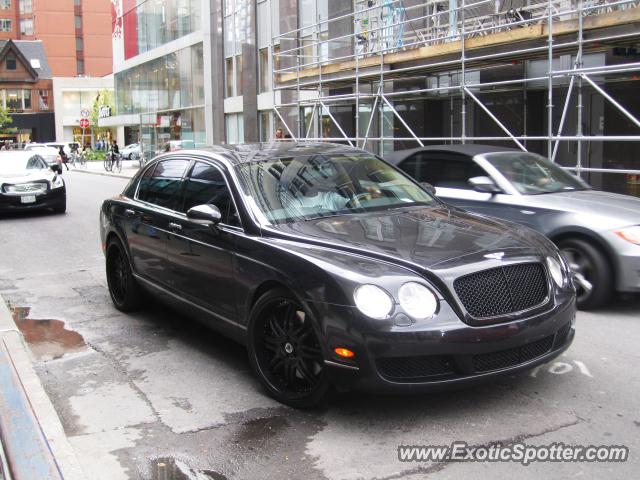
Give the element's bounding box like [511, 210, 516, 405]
[523, 189, 640, 224]
[263, 205, 552, 270]
[0, 171, 53, 183]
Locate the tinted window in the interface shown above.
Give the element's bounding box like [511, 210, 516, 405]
[411, 154, 485, 189]
[27, 155, 44, 169]
[138, 159, 189, 210]
[181, 162, 239, 226]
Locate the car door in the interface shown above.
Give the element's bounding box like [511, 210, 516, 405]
[164, 159, 240, 323]
[400, 152, 544, 227]
[124, 158, 190, 287]
[400, 152, 495, 210]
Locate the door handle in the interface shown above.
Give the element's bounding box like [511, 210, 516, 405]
[124, 208, 137, 217]
[168, 222, 182, 231]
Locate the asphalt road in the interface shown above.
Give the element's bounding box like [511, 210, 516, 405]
[0, 171, 639, 480]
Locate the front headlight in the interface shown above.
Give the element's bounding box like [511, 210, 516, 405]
[614, 226, 640, 246]
[353, 284, 394, 319]
[51, 175, 64, 189]
[546, 256, 564, 287]
[398, 282, 438, 319]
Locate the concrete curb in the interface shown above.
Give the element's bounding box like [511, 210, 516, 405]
[0, 297, 85, 480]
[69, 167, 135, 180]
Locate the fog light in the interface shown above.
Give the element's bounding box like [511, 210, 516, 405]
[334, 347, 355, 358]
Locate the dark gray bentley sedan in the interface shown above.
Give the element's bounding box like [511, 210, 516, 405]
[100, 143, 576, 407]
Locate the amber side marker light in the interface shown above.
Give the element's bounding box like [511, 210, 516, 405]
[334, 347, 355, 358]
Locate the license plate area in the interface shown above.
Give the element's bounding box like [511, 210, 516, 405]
[20, 195, 36, 204]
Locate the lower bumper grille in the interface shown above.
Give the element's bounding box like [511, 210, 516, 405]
[473, 335, 554, 373]
[376, 322, 572, 382]
[377, 355, 455, 381]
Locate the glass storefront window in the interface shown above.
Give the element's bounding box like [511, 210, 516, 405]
[115, 43, 204, 116]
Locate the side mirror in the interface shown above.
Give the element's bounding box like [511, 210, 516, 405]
[187, 204, 222, 225]
[420, 182, 436, 195]
[51, 165, 62, 174]
[468, 176, 502, 194]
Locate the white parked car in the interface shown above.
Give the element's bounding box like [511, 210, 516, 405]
[120, 143, 141, 160]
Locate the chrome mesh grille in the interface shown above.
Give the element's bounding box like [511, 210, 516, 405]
[453, 262, 548, 318]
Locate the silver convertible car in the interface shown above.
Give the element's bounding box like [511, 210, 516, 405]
[387, 144, 640, 310]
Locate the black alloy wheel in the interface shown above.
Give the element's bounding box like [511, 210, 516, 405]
[248, 288, 330, 408]
[557, 238, 611, 310]
[106, 239, 142, 311]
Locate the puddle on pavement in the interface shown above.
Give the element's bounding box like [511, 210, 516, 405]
[11, 306, 87, 361]
[150, 457, 226, 480]
[233, 416, 288, 444]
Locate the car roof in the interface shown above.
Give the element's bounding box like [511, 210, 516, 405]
[384, 144, 519, 164]
[164, 142, 371, 167]
[27, 145, 59, 152]
[0, 150, 42, 160]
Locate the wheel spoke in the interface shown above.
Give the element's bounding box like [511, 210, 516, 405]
[268, 314, 285, 337]
[263, 335, 280, 352]
[574, 272, 593, 293]
[296, 359, 316, 385]
[297, 344, 321, 359]
[269, 354, 285, 372]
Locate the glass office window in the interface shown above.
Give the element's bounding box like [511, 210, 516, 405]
[115, 43, 204, 115]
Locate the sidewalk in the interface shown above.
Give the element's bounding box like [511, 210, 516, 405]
[69, 158, 139, 179]
[0, 298, 84, 480]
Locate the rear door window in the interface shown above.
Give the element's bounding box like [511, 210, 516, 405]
[137, 159, 189, 210]
[411, 153, 486, 189]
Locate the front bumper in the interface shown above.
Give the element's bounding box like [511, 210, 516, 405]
[0, 187, 66, 213]
[603, 230, 640, 292]
[311, 295, 576, 393]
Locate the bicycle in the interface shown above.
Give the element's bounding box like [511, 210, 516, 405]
[77, 151, 87, 168]
[106, 152, 122, 173]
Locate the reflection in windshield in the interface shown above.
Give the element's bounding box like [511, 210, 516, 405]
[0, 156, 35, 174]
[485, 152, 590, 195]
[236, 153, 436, 224]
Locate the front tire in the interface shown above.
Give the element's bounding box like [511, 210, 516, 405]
[106, 239, 143, 311]
[247, 288, 330, 408]
[53, 200, 66, 214]
[557, 238, 612, 310]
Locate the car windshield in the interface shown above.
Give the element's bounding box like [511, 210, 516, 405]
[236, 152, 436, 224]
[0, 156, 34, 174]
[484, 152, 590, 194]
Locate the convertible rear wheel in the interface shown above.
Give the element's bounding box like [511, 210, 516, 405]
[248, 289, 330, 408]
[106, 239, 143, 311]
[558, 238, 611, 310]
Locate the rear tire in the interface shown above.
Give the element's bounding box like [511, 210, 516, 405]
[247, 288, 330, 408]
[106, 238, 143, 311]
[557, 238, 612, 310]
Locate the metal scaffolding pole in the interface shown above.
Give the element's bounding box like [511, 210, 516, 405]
[270, 0, 640, 179]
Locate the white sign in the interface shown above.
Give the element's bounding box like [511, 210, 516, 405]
[98, 106, 112, 119]
[80, 108, 90, 118]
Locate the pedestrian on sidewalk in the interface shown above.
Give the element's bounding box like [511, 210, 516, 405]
[58, 146, 69, 171]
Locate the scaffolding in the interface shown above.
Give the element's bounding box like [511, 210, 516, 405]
[272, 0, 640, 180]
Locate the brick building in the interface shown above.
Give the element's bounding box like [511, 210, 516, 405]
[0, 39, 54, 142]
[0, 0, 112, 77]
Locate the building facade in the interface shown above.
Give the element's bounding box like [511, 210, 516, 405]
[108, 0, 640, 196]
[52, 75, 115, 147]
[0, 39, 54, 142]
[0, 0, 112, 77]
